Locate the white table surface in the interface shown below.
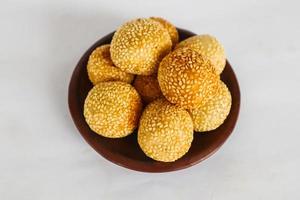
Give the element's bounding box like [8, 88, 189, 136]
[1, 0, 300, 199]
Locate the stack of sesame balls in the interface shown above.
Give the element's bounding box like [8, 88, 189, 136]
[84, 17, 232, 162]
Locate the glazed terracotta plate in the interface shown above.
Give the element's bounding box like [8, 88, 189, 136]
[68, 28, 240, 172]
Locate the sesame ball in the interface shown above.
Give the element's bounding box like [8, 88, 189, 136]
[133, 74, 163, 104]
[87, 45, 134, 85]
[84, 82, 142, 138]
[176, 35, 226, 74]
[189, 81, 232, 132]
[110, 18, 172, 75]
[158, 47, 220, 110]
[138, 98, 194, 162]
[150, 17, 179, 48]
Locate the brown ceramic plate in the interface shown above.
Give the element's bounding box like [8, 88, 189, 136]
[68, 28, 240, 172]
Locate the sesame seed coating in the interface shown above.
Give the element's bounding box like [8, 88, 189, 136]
[133, 74, 163, 104]
[176, 35, 226, 74]
[87, 45, 134, 85]
[158, 47, 220, 110]
[84, 82, 142, 138]
[150, 17, 179, 48]
[138, 99, 194, 162]
[189, 81, 232, 132]
[110, 18, 172, 75]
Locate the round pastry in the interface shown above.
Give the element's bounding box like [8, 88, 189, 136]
[158, 47, 220, 109]
[150, 17, 179, 48]
[84, 82, 142, 138]
[133, 74, 163, 104]
[189, 81, 232, 132]
[176, 35, 226, 74]
[138, 98, 194, 162]
[110, 18, 172, 75]
[87, 45, 134, 85]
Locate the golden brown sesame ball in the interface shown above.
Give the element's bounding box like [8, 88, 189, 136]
[189, 81, 232, 132]
[158, 47, 220, 110]
[133, 74, 163, 104]
[150, 17, 179, 48]
[176, 35, 226, 74]
[138, 99, 194, 162]
[87, 45, 134, 85]
[84, 82, 142, 138]
[110, 18, 172, 75]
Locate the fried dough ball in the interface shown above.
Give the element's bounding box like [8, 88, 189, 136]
[138, 99, 194, 162]
[84, 82, 142, 138]
[87, 45, 134, 85]
[158, 47, 219, 109]
[133, 74, 163, 104]
[176, 35, 226, 74]
[110, 18, 172, 75]
[189, 81, 232, 132]
[150, 17, 179, 48]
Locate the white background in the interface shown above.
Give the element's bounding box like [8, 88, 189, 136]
[1, 0, 300, 199]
